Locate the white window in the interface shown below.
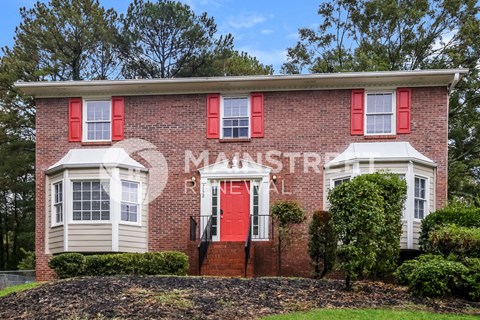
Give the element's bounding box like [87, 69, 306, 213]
[84, 100, 111, 141]
[72, 181, 110, 221]
[222, 97, 249, 138]
[414, 176, 427, 219]
[53, 182, 63, 225]
[333, 176, 350, 188]
[365, 92, 395, 134]
[121, 181, 139, 223]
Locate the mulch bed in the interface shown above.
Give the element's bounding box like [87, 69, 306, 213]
[1, 276, 479, 319]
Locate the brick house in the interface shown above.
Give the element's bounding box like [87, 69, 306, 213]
[16, 69, 466, 281]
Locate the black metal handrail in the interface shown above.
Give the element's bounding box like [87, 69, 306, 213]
[244, 216, 253, 277]
[198, 216, 213, 275]
[189, 216, 197, 241]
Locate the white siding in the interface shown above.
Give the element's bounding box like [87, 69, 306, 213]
[47, 172, 64, 253]
[68, 224, 112, 252]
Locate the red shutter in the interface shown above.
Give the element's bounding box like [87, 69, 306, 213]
[396, 88, 411, 134]
[351, 89, 365, 135]
[111, 96, 125, 141]
[250, 93, 264, 138]
[68, 97, 82, 142]
[206, 94, 220, 139]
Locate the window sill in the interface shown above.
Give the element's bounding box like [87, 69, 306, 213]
[51, 224, 64, 228]
[81, 141, 112, 146]
[363, 135, 397, 140]
[219, 138, 251, 143]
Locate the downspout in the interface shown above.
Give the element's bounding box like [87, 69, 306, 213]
[448, 72, 460, 93]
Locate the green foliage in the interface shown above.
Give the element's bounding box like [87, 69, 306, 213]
[361, 172, 407, 277]
[271, 200, 306, 275]
[403, 255, 467, 298]
[307, 210, 337, 278]
[461, 258, 480, 301]
[119, 0, 234, 79]
[329, 175, 384, 289]
[283, 0, 480, 200]
[17, 249, 35, 270]
[420, 206, 480, 250]
[9, 0, 120, 81]
[427, 225, 480, 258]
[396, 254, 480, 301]
[49, 252, 189, 279]
[48, 253, 86, 279]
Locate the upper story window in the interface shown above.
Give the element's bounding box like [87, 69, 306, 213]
[121, 181, 139, 223]
[84, 100, 111, 141]
[72, 181, 110, 221]
[68, 97, 124, 143]
[414, 176, 427, 219]
[350, 88, 411, 136]
[222, 97, 249, 139]
[206, 93, 264, 139]
[53, 182, 63, 225]
[365, 92, 395, 135]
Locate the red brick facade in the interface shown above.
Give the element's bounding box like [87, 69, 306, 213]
[35, 86, 448, 280]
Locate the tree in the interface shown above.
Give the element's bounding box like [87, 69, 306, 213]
[6, 0, 120, 81]
[271, 200, 306, 276]
[283, 0, 480, 200]
[362, 172, 407, 278]
[308, 210, 337, 278]
[329, 175, 384, 290]
[118, 0, 234, 79]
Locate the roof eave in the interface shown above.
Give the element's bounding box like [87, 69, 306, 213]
[15, 69, 469, 98]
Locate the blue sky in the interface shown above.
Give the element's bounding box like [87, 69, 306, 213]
[0, 0, 321, 73]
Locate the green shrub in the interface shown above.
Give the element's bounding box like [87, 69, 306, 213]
[271, 200, 306, 275]
[308, 210, 337, 279]
[409, 257, 467, 298]
[49, 251, 189, 278]
[396, 254, 467, 298]
[48, 253, 86, 279]
[420, 206, 480, 250]
[427, 225, 480, 258]
[460, 258, 480, 301]
[362, 172, 407, 277]
[17, 248, 35, 270]
[329, 175, 385, 290]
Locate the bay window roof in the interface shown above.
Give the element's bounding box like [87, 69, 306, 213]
[46, 148, 147, 174]
[326, 142, 436, 167]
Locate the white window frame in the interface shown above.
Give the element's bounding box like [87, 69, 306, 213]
[51, 180, 64, 227]
[220, 95, 251, 139]
[364, 91, 396, 136]
[82, 98, 112, 142]
[331, 176, 351, 189]
[414, 175, 429, 220]
[120, 180, 142, 226]
[70, 179, 112, 224]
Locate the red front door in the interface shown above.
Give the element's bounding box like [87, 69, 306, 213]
[220, 181, 250, 241]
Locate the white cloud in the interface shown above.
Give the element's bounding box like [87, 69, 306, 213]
[227, 14, 266, 29]
[238, 46, 287, 69]
[261, 29, 273, 35]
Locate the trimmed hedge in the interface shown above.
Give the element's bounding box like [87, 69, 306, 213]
[49, 251, 189, 279]
[395, 254, 480, 300]
[420, 207, 480, 250]
[427, 225, 480, 258]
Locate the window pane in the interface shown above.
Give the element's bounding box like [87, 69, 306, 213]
[223, 128, 232, 138]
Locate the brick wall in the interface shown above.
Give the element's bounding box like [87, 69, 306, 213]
[35, 86, 448, 280]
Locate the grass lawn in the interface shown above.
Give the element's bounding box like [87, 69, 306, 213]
[262, 309, 479, 320]
[0, 282, 40, 298]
